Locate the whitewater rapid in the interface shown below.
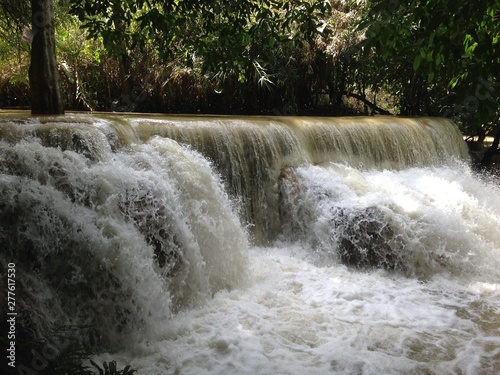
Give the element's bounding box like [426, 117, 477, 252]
[111, 246, 499, 375]
[0, 113, 498, 374]
[98, 163, 500, 375]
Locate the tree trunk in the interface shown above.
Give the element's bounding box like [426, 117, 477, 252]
[29, 0, 64, 115]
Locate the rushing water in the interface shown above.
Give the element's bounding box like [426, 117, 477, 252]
[0, 112, 499, 374]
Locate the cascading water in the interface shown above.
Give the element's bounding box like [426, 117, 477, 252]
[0, 113, 249, 351]
[279, 163, 500, 280]
[130, 115, 469, 243]
[0, 111, 498, 374]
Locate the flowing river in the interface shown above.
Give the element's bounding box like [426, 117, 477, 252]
[0, 112, 499, 374]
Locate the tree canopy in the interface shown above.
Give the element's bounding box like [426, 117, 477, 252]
[358, 0, 499, 117]
[67, 0, 332, 103]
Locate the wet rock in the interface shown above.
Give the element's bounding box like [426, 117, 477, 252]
[331, 207, 402, 270]
[118, 188, 183, 276]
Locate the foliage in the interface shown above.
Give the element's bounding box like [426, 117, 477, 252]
[0, 0, 30, 107]
[90, 360, 137, 375]
[357, 0, 499, 125]
[68, 0, 331, 75]
[55, 6, 106, 111]
[4, 324, 137, 375]
[0, 0, 29, 40]
[0, 0, 371, 113]
[65, 0, 347, 113]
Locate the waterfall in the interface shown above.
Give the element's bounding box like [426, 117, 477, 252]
[0, 113, 469, 244]
[131, 115, 469, 242]
[0, 113, 250, 349]
[2, 112, 498, 375]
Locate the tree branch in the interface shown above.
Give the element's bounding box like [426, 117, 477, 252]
[343, 91, 393, 115]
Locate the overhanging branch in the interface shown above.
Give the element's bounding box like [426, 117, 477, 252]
[343, 91, 393, 115]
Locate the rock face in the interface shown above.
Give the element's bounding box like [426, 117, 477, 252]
[278, 167, 405, 271]
[331, 207, 402, 270]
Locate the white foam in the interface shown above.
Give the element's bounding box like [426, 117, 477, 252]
[108, 243, 499, 374]
[107, 163, 500, 374]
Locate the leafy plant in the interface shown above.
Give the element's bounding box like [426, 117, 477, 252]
[90, 360, 137, 375]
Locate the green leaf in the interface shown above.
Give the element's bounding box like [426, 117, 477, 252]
[435, 53, 442, 66]
[428, 71, 435, 83]
[449, 76, 460, 89]
[413, 55, 421, 71]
